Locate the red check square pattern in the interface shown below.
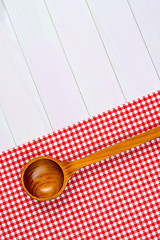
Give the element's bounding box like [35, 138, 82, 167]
[0, 90, 160, 240]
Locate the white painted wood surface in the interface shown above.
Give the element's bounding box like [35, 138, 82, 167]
[3, 0, 89, 129]
[0, 0, 160, 153]
[0, 1, 52, 146]
[87, 0, 160, 101]
[44, 0, 126, 115]
[128, 0, 160, 78]
[0, 106, 15, 152]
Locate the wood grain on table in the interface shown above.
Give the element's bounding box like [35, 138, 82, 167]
[0, 0, 160, 152]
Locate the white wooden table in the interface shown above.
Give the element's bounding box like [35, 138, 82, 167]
[0, 0, 160, 153]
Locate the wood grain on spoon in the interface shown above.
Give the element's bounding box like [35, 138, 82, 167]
[21, 126, 160, 201]
[22, 159, 64, 200]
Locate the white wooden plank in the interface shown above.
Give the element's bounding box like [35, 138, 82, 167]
[0, 106, 16, 152]
[128, 0, 160, 78]
[87, 0, 160, 101]
[0, 2, 52, 146]
[42, 0, 126, 115]
[3, 0, 89, 129]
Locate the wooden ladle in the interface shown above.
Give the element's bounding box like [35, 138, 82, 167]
[21, 126, 160, 201]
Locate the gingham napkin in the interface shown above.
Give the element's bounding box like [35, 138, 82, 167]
[0, 91, 160, 240]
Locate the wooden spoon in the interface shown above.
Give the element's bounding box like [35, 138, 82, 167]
[21, 126, 160, 201]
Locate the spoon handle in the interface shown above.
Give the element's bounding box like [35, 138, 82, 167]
[69, 126, 160, 174]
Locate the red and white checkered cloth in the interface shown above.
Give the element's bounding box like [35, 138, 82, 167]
[0, 90, 160, 240]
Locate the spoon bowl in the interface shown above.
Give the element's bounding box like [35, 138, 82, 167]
[21, 157, 67, 201]
[21, 126, 160, 201]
